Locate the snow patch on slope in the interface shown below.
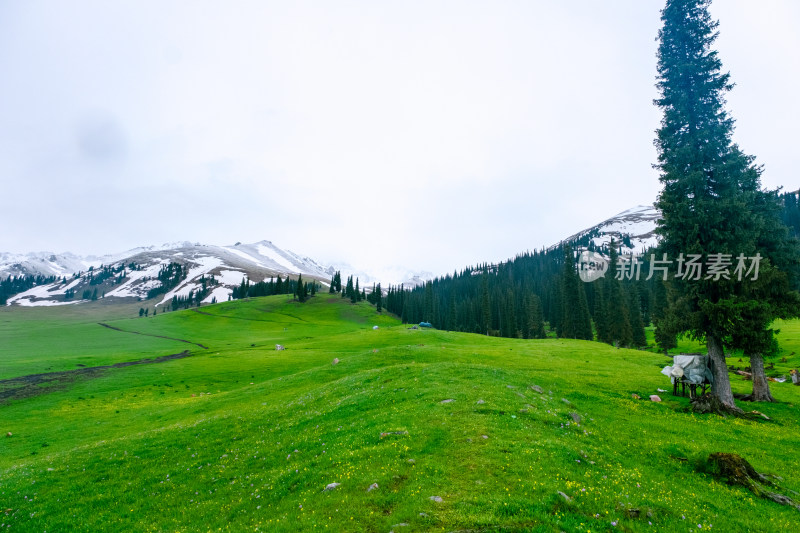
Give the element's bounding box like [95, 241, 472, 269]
[156, 256, 224, 307]
[256, 244, 299, 273]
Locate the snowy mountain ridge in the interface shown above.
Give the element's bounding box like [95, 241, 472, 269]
[557, 204, 660, 254]
[1, 240, 432, 307]
[2, 205, 661, 307]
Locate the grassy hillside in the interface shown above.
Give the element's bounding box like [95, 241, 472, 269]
[1, 295, 799, 532]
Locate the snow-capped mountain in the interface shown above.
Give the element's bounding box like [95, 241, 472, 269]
[1, 240, 338, 307]
[1, 240, 435, 307]
[559, 204, 660, 253]
[1, 205, 660, 307]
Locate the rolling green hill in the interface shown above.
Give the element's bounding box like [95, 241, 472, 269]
[2, 294, 799, 532]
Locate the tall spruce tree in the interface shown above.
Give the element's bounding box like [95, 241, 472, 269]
[480, 271, 491, 335]
[604, 241, 632, 347]
[528, 294, 546, 339]
[592, 278, 609, 343]
[559, 246, 593, 340]
[727, 201, 800, 402]
[654, 0, 796, 411]
[296, 274, 306, 302]
[628, 283, 647, 347]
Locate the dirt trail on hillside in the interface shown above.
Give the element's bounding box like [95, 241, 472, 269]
[0, 350, 195, 402]
[98, 323, 208, 349]
[192, 309, 270, 322]
[192, 308, 307, 323]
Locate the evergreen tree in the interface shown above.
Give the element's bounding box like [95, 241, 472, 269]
[727, 199, 800, 401]
[334, 271, 342, 292]
[604, 241, 632, 347]
[559, 246, 592, 340]
[529, 294, 546, 339]
[447, 291, 456, 332]
[375, 283, 382, 313]
[628, 283, 647, 347]
[593, 279, 609, 343]
[480, 271, 491, 335]
[654, 0, 799, 410]
[423, 281, 434, 323]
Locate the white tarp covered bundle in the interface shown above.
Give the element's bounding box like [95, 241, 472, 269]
[661, 355, 713, 385]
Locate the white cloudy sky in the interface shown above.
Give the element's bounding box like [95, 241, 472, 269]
[1, 1, 798, 276]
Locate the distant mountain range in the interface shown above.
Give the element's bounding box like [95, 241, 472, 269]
[0, 240, 433, 307]
[1, 205, 659, 307]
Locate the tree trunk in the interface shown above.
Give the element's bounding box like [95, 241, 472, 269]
[743, 352, 775, 402]
[706, 335, 740, 412]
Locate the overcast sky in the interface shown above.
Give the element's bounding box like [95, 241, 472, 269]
[1, 1, 798, 276]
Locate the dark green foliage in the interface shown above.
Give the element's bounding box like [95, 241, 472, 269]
[592, 279, 609, 343]
[329, 271, 342, 294]
[558, 247, 592, 340]
[654, 0, 800, 407]
[0, 274, 57, 305]
[424, 281, 434, 323]
[480, 272, 491, 335]
[386, 250, 565, 339]
[628, 283, 647, 347]
[527, 294, 546, 339]
[604, 242, 632, 347]
[146, 263, 186, 300]
[779, 189, 800, 239]
[232, 275, 311, 301]
[295, 274, 306, 302]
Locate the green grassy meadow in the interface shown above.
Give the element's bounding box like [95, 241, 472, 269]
[2, 294, 800, 532]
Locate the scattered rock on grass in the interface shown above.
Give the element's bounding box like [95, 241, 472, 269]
[557, 491, 571, 502]
[476, 399, 485, 405]
[632, 394, 641, 400]
[429, 496, 443, 502]
[569, 412, 581, 424]
[440, 399, 455, 404]
[323, 482, 340, 492]
[650, 395, 662, 402]
[380, 430, 409, 438]
[5, 432, 11, 437]
[332, 358, 339, 365]
[367, 483, 379, 492]
[530, 384, 543, 394]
